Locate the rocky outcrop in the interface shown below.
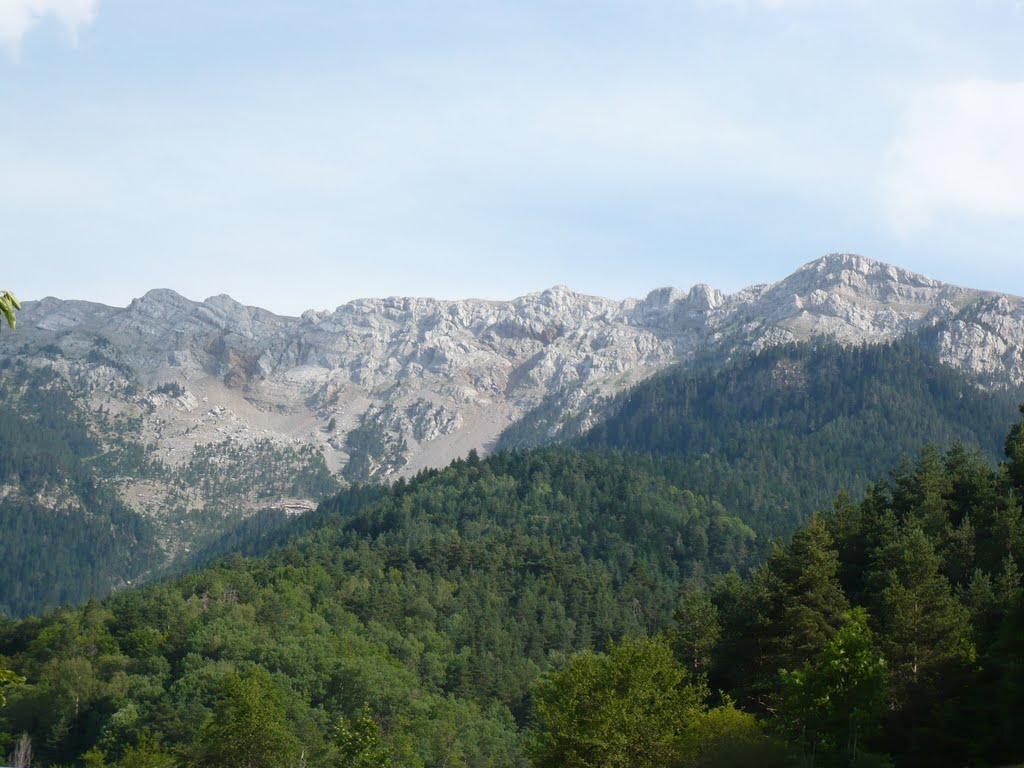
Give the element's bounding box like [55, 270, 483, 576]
[2, 254, 1021, 489]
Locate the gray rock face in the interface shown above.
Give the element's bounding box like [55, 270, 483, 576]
[3, 254, 1021, 487]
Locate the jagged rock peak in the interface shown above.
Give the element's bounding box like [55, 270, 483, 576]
[6, 252, 1024, 500]
[531, 285, 605, 308]
[203, 294, 246, 311]
[544, 284, 575, 296]
[130, 288, 193, 312]
[642, 287, 687, 307]
[201, 294, 293, 324]
[687, 283, 725, 310]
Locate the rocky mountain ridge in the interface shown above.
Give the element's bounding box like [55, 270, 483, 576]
[2, 253, 1023, 543]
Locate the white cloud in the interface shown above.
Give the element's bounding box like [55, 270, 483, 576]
[0, 0, 99, 55]
[882, 80, 1024, 233]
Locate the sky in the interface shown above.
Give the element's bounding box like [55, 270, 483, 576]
[2, 0, 1024, 315]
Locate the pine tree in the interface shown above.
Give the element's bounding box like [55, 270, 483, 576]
[767, 515, 850, 670]
[872, 526, 974, 702]
[670, 587, 721, 676]
[1004, 404, 1024, 491]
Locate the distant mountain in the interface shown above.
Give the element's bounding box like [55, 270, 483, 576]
[1, 253, 1024, 611]
[7, 254, 1024, 483]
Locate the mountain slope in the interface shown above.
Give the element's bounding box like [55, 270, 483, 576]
[575, 340, 1024, 535]
[0, 366, 160, 616]
[4, 254, 1022, 490]
[1, 416, 1023, 767]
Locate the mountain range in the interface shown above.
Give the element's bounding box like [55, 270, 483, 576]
[7, 253, 1024, 481]
[1, 252, 1023, 611]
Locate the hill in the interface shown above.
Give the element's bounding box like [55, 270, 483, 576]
[0, 448, 756, 766]
[0, 361, 340, 617]
[3, 255, 1024, 611]
[574, 340, 1023, 535]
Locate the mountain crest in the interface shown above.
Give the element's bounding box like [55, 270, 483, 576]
[3, 255, 1023, 490]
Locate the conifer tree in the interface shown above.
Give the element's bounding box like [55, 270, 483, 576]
[670, 587, 721, 676]
[872, 528, 974, 708]
[767, 515, 850, 670]
[1005, 405, 1024, 490]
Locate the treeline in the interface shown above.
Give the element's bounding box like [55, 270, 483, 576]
[580, 340, 1022, 535]
[174, 439, 339, 503]
[0, 360, 346, 616]
[178, 483, 388, 570]
[157, 438, 343, 553]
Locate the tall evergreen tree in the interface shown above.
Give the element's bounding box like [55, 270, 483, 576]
[870, 526, 974, 700]
[1005, 404, 1024, 490]
[669, 587, 721, 676]
[767, 515, 850, 671]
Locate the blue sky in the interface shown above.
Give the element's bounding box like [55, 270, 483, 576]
[2, 0, 1023, 315]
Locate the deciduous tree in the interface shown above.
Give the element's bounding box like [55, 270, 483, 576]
[529, 636, 706, 768]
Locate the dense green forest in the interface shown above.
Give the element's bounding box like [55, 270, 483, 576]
[1, 410, 1023, 766]
[0, 449, 759, 766]
[577, 340, 1023, 535]
[2, 339, 1024, 766]
[0, 366, 160, 617]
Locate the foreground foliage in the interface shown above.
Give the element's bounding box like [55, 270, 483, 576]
[529, 636, 707, 768]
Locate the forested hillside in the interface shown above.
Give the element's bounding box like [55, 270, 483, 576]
[0, 449, 756, 766]
[1, 414, 1023, 766]
[0, 361, 342, 617]
[701, 431, 1024, 766]
[578, 340, 1023, 535]
[0, 366, 160, 616]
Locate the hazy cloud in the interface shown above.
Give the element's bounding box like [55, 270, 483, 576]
[882, 80, 1024, 233]
[709, 0, 831, 9]
[0, 0, 99, 55]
